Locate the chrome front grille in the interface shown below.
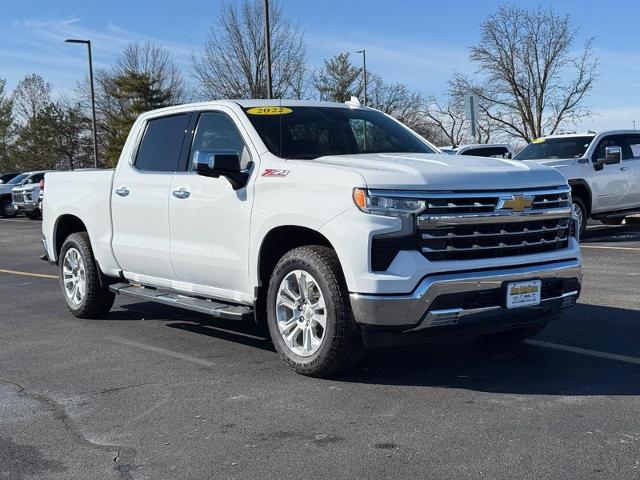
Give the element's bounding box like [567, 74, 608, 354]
[417, 187, 572, 262]
[12, 192, 24, 203]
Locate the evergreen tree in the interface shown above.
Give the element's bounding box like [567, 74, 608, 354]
[0, 79, 14, 170]
[314, 53, 362, 103]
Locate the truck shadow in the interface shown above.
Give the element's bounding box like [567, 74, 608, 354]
[108, 300, 640, 396]
[582, 222, 640, 243]
[106, 301, 275, 352]
[342, 303, 640, 395]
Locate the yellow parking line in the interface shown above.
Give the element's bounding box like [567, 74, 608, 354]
[0, 268, 58, 279]
[581, 245, 640, 252]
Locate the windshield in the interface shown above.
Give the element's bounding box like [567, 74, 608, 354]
[6, 173, 28, 185]
[515, 137, 594, 160]
[243, 106, 436, 159]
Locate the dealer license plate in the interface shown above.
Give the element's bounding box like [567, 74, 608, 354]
[506, 280, 541, 309]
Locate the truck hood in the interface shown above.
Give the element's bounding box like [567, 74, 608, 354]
[310, 153, 567, 190]
[0, 184, 19, 195]
[519, 158, 580, 168]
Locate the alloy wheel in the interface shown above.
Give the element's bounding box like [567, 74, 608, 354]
[275, 270, 327, 357]
[62, 247, 87, 306]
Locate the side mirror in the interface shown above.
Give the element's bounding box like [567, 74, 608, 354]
[193, 149, 249, 190]
[596, 146, 622, 169]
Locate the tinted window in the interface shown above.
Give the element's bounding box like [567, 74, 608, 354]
[593, 135, 640, 161]
[26, 173, 45, 184]
[515, 137, 593, 160]
[6, 173, 28, 185]
[190, 112, 248, 169]
[135, 114, 190, 171]
[243, 106, 435, 159]
[462, 147, 509, 158]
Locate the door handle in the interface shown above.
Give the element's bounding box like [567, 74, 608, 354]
[620, 166, 628, 171]
[115, 186, 130, 197]
[172, 188, 190, 199]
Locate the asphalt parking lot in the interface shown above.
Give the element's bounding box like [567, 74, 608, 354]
[1, 218, 639, 480]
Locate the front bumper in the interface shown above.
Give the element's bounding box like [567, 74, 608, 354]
[13, 201, 39, 212]
[350, 259, 581, 345]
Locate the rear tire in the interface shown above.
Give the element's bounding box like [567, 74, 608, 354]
[59, 232, 115, 319]
[266, 245, 364, 378]
[1, 198, 17, 218]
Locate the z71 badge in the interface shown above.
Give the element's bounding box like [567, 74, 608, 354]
[262, 169, 290, 177]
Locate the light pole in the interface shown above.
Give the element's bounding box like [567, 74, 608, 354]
[65, 38, 99, 168]
[263, 0, 273, 99]
[356, 49, 367, 106]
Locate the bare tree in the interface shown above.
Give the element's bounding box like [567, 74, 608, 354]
[463, 5, 598, 142]
[366, 74, 436, 140]
[193, 0, 307, 99]
[12, 73, 52, 124]
[423, 95, 468, 147]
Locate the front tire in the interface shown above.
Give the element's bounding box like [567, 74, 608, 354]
[266, 246, 364, 378]
[572, 197, 588, 237]
[1, 198, 17, 218]
[59, 232, 115, 318]
[25, 210, 41, 220]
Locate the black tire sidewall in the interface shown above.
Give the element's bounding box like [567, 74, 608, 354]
[572, 197, 587, 236]
[267, 253, 340, 369]
[1, 199, 16, 218]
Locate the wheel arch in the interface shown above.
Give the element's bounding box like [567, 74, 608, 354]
[569, 179, 592, 216]
[53, 214, 88, 262]
[254, 225, 336, 323]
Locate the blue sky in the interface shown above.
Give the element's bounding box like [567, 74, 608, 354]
[2, 0, 639, 131]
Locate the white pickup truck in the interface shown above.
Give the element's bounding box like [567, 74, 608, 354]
[42, 100, 582, 377]
[514, 131, 640, 234]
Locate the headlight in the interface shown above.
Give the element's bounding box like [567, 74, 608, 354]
[353, 188, 425, 217]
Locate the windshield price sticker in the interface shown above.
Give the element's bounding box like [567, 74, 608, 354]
[246, 106, 293, 115]
[532, 138, 545, 144]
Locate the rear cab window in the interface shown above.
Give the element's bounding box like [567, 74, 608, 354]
[135, 114, 190, 172]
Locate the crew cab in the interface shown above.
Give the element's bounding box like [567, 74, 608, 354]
[514, 131, 640, 234]
[42, 100, 582, 377]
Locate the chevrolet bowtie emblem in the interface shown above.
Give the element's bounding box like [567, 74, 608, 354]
[500, 195, 534, 212]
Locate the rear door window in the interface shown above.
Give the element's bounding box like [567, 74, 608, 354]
[135, 114, 190, 172]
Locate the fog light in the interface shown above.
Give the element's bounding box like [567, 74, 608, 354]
[561, 294, 577, 308]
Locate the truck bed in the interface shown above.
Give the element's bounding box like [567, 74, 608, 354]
[42, 169, 121, 276]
